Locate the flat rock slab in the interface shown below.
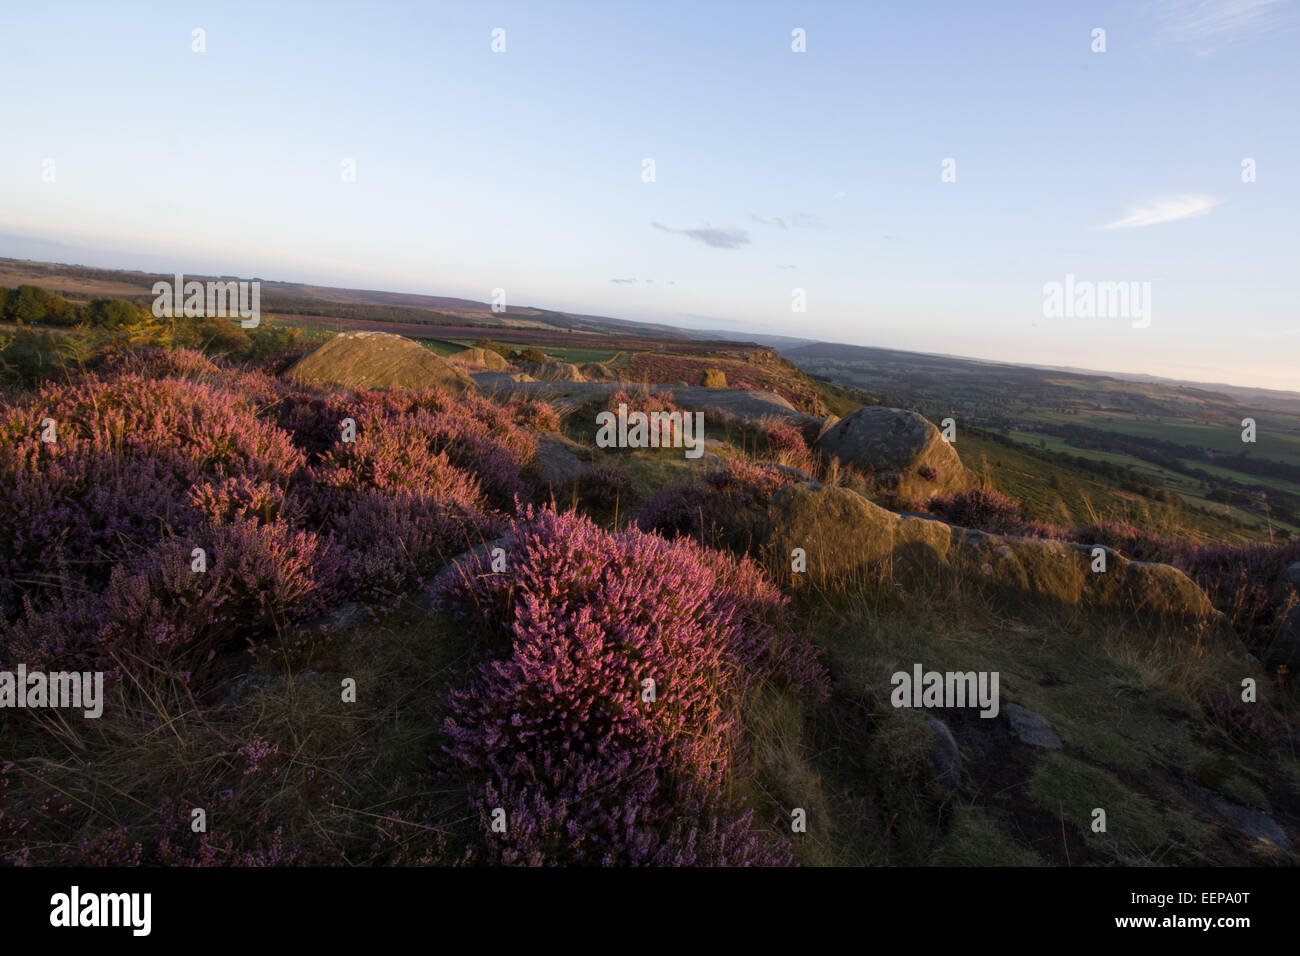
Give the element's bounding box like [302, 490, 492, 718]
[1209, 796, 1293, 850]
[1005, 702, 1063, 749]
[467, 377, 819, 428]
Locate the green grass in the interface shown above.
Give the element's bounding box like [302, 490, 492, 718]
[415, 338, 469, 357]
[767, 574, 1300, 867]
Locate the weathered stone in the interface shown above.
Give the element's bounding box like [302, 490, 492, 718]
[447, 346, 509, 371]
[1005, 703, 1063, 749]
[814, 406, 973, 495]
[287, 331, 476, 393]
[521, 361, 585, 382]
[766, 482, 898, 586]
[1208, 796, 1293, 850]
[533, 432, 592, 488]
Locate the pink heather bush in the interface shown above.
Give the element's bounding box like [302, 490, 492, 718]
[0, 447, 202, 618]
[759, 421, 814, 471]
[1072, 521, 1176, 563]
[332, 488, 502, 604]
[927, 488, 1041, 537]
[94, 519, 343, 679]
[1180, 540, 1300, 641]
[0, 362, 545, 695]
[604, 389, 679, 444]
[313, 392, 535, 510]
[636, 460, 797, 553]
[188, 475, 303, 526]
[0, 376, 305, 483]
[579, 465, 636, 512]
[504, 396, 562, 432]
[273, 391, 354, 462]
[437, 508, 826, 865]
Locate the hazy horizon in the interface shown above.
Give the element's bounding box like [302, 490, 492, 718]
[2, 0, 1297, 390]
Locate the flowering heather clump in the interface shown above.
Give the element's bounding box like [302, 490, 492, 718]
[636, 460, 796, 552]
[504, 395, 561, 432]
[437, 508, 827, 865]
[1180, 540, 1300, 639]
[332, 488, 502, 604]
[926, 488, 1033, 536]
[1073, 521, 1177, 563]
[760, 421, 814, 471]
[604, 388, 679, 444]
[90, 346, 224, 383]
[188, 475, 303, 526]
[272, 391, 354, 462]
[579, 465, 636, 512]
[1203, 691, 1287, 756]
[313, 396, 534, 510]
[96, 519, 344, 681]
[1, 375, 305, 483]
[0, 446, 203, 617]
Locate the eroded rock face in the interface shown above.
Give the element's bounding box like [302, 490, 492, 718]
[532, 432, 592, 489]
[1004, 703, 1063, 749]
[765, 482, 1220, 621]
[521, 361, 585, 382]
[814, 407, 973, 496]
[287, 331, 476, 393]
[767, 483, 898, 584]
[448, 347, 509, 371]
[579, 362, 621, 382]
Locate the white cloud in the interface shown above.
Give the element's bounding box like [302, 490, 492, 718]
[1146, 0, 1297, 45]
[1102, 194, 1222, 229]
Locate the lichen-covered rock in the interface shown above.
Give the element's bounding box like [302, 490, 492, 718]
[448, 347, 509, 371]
[765, 482, 1219, 621]
[579, 362, 621, 382]
[814, 406, 973, 496]
[532, 431, 592, 489]
[287, 331, 476, 393]
[767, 483, 900, 586]
[521, 361, 585, 382]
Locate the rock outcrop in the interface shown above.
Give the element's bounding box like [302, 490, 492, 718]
[765, 482, 1220, 621]
[814, 407, 974, 497]
[531, 431, 592, 489]
[287, 331, 475, 393]
[447, 347, 509, 371]
[521, 361, 585, 382]
[579, 362, 621, 382]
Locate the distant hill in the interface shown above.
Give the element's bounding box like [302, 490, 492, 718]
[0, 257, 693, 339]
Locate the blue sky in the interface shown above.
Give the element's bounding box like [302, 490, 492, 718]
[1, 0, 1297, 389]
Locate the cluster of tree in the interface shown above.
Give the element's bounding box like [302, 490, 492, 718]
[0, 284, 142, 329]
[0, 283, 310, 388]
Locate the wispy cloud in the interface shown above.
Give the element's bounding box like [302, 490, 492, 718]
[651, 222, 750, 249]
[610, 277, 637, 284]
[1146, 0, 1297, 45]
[751, 212, 821, 229]
[1102, 194, 1222, 229]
